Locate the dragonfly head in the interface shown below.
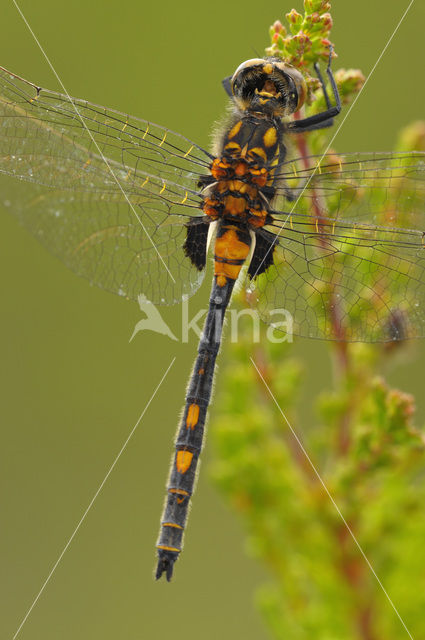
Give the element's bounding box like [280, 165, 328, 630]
[231, 58, 307, 117]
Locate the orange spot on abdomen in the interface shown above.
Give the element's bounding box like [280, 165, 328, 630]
[176, 450, 193, 474]
[214, 228, 250, 284]
[186, 404, 200, 430]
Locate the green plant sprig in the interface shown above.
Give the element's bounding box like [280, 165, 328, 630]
[210, 3, 425, 639]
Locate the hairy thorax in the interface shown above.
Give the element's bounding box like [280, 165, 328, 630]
[202, 115, 283, 230]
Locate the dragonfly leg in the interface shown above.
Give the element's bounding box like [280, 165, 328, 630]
[288, 46, 341, 133]
[314, 59, 332, 109]
[222, 75, 233, 98]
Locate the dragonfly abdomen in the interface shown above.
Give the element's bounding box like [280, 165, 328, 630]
[214, 222, 252, 287]
[156, 223, 252, 580]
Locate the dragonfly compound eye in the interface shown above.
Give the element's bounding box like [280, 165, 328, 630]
[231, 58, 307, 116]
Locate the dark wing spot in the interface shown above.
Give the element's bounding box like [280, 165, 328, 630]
[248, 228, 277, 278]
[183, 219, 210, 271]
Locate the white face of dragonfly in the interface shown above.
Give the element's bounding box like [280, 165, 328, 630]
[231, 57, 307, 117]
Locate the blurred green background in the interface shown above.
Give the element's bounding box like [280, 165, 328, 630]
[0, 1, 424, 638]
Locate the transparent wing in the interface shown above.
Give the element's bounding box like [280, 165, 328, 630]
[245, 151, 425, 342]
[272, 151, 425, 230]
[0, 66, 212, 303]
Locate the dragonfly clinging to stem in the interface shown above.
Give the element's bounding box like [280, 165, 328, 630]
[0, 40, 424, 582]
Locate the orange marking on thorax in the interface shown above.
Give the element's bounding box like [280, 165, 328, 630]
[263, 127, 277, 147]
[224, 141, 242, 154]
[223, 195, 247, 216]
[216, 179, 258, 204]
[211, 158, 231, 179]
[203, 197, 220, 219]
[176, 450, 193, 474]
[235, 162, 248, 176]
[250, 167, 268, 187]
[228, 120, 242, 138]
[249, 209, 268, 227]
[207, 157, 271, 226]
[186, 404, 200, 430]
[247, 147, 267, 163]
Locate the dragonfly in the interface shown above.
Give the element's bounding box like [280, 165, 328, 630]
[0, 51, 424, 582]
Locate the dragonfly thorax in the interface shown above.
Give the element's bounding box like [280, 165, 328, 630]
[202, 157, 269, 228]
[202, 115, 282, 227]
